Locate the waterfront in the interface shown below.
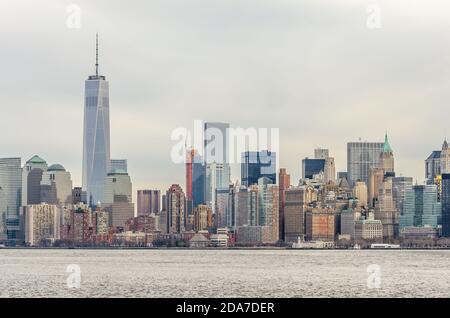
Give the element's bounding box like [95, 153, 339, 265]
[0, 249, 449, 297]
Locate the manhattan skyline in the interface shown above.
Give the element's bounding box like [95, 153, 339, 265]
[2, 0, 450, 194]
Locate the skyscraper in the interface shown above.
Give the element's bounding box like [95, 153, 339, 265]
[302, 158, 325, 180]
[40, 164, 73, 205]
[257, 177, 279, 243]
[166, 184, 186, 234]
[137, 190, 160, 215]
[0, 158, 22, 242]
[441, 139, 450, 174]
[192, 151, 205, 207]
[347, 140, 384, 187]
[22, 155, 47, 205]
[110, 159, 127, 173]
[241, 150, 276, 186]
[82, 35, 111, 207]
[441, 173, 450, 236]
[204, 122, 230, 211]
[278, 168, 290, 240]
[425, 150, 441, 184]
[185, 149, 195, 201]
[400, 184, 441, 229]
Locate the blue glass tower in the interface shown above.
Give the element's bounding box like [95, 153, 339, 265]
[241, 150, 277, 186]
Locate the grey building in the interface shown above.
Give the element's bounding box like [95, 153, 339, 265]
[347, 141, 384, 187]
[110, 159, 127, 173]
[440, 174, 450, 236]
[400, 184, 441, 229]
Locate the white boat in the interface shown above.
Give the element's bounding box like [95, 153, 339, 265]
[370, 243, 400, 249]
[350, 243, 361, 250]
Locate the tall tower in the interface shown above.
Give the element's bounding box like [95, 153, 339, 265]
[82, 34, 111, 206]
[440, 139, 450, 174]
[379, 133, 394, 173]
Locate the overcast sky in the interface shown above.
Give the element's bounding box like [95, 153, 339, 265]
[1, 0, 450, 195]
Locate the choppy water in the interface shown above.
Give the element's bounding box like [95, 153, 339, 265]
[0, 249, 449, 298]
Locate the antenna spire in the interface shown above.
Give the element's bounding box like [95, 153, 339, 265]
[95, 33, 99, 77]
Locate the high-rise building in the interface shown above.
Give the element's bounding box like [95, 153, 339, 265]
[0, 158, 22, 241]
[347, 140, 384, 187]
[215, 187, 229, 229]
[278, 168, 290, 241]
[103, 170, 132, 205]
[314, 148, 329, 159]
[305, 206, 336, 242]
[352, 181, 368, 207]
[284, 187, 307, 243]
[204, 122, 230, 212]
[425, 150, 441, 184]
[22, 155, 47, 205]
[324, 157, 336, 184]
[302, 158, 325, 180]
[392, 177, 413, 212]
[194, 204, 212, 232]
[185, 149, 195, 200]
[400, 184, 441, 229]
[166, 184, 186, 234]
[368, 134, 395, 207]
[440, 173, 450, 236]
[440, 139, 450, 174]
[137, 190, 160, 216]
[192, 151, 205, 207]
[110, 159, 127, 173]
[374, 178, 399, 240]
[257, 177, 279, 243]
[23, 203, 60, 246]
[82, 35, 111, 207]
[0, 187, 6, 241]
[241, 150, 276, 187]
[72, 187, 83, 204]
[40, 164, 73, 205]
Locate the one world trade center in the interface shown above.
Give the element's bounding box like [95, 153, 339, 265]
[82, 34, 111, 206]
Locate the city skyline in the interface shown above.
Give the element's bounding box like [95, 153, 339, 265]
[2, 0, 450, 194]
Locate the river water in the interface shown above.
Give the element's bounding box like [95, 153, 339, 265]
[0, 249, 449, 297]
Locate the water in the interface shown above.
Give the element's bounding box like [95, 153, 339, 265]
[0, 249, 449, 298]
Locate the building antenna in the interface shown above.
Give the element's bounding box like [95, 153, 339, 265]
[95, 33, 99, 77]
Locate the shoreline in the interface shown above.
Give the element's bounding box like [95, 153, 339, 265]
[1, 247, 450, 251]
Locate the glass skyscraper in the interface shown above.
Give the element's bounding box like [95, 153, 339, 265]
[0, 158, 22, 242]
[82, 36, 111, 207]
[347, 141, 384, 187]
[241, 150, 276, 186]
[204, 122, 230, 212]
[441, 174, 450, 236]
[400, 184, 441, 229]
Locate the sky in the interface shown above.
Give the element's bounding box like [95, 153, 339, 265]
[1, 0, 450, 197]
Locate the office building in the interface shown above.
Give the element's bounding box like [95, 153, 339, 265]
[347, 140, 384, 187]
[40, 164, 73, 205]
[352, 181, 368, 208]
[241, 150, 276, 186]
[441, 139, 450, 174]
[374, 178, 399, 240]
[194, 204, 212, 232]
[305, 206, 336, 242]
[192, 151, 205, 207]
[392, 177, 413, 212]
[137, 190, 160, 215]
[110, 159, 127, 173]
[22, 155, 47, 205]
[204, 122, 230, 211]
[23, 203, 60, 246]
[278, 168, 290, 240]
[166, 184, 186, 234]
[439, 173, 450, 236]
[0, 158, 22, 241]
[400, 184, 441, 229]
[258, 177, 279, 243]
[314, 148, 329, 159]
[302, 158, 325, 180]
[215, 187, 229, 229]
[425, 150, 441, 184]
[82, 35, 111, 207]
[103, 170, 132, 205]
